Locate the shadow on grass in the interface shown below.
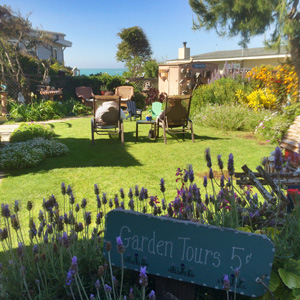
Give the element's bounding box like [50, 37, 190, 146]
[7, 133, 142, 177]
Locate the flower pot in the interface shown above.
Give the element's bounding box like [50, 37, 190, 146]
[146, 116, 152, 121]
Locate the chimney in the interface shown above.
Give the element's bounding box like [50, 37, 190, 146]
[178, 42, 190, 60]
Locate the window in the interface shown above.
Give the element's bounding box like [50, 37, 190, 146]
[53, 48, 58, 60]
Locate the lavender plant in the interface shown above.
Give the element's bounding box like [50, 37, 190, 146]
[0, 147, 297, 299]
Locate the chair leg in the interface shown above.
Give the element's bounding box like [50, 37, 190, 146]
[190, 120, 195, 143]
[121, 122, 124, 145]
[91, 119, 95, 146]
[162, 122, 167, 144]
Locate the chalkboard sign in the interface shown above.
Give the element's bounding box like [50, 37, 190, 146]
[103, 210, 275, 298]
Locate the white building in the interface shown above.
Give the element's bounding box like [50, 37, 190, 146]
[11, 29, 72, 64]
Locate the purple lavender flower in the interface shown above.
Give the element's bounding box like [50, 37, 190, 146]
[14, 200, 19, 213]
[85, 212, 91, 226]
[162, 199, 166, 210]
[160, 178, 165, 193]
[62, 232, 70, 248]
[205, 148, 212, 168]
[102, 193, 107, 205]
[217, 154, 223, 170]
[149, 290, 156, 300]
[203, 176, 207, 188]
[183, 170, 189, 183]
[104, 284, 112, 294]
[81, 198, 87, 209]
[94, 184, 99, 195]
[61, 182, 66, 195]
[223, 274, 230, 290]
[143, 188, 148, 199]
[227, 153, 235, 176]
[274, 146, 283, 172]
[139, 187, 145, 201]
[135, 185, 139, 197]
[66, 184, 72, 195]
[90, 295, 95, 300]
[44, 234, 48, 244]
[114, 195, 120, 208]
[235, 267, 240, 278]
[128, 188, 133, 199]
[209, 168, 214, 179]
[95, 279, 100, 290]
[33, 244, 38, 255]
[109, 199, 113, 208]
[96, 194, 101, 208]
[1, 204, 10, 218]
[120, 188, 125, 199]
[129, 287, 134, 299]
[75, 203, 80, 212]
[128, 199, 134, 210]
[220, 175, 225, 188]
[66, 270, 73, 286]
[116, 236, 125, 254]
[69, 193, 75, 205]
[188, 165, 194, 183]
[17, 242, 24, 259]
[69, 256, 78, 275]
[139, 266, 148, 287]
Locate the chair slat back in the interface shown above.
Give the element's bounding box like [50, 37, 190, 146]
[76, 86, 94, 99]
[126, 101, 137, 114]
[115, 86, 134, 99]
[151, 102, 162, 119]
[164, 95, 192, 126]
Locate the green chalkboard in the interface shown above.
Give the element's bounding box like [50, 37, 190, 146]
[103, 210, 275, 298]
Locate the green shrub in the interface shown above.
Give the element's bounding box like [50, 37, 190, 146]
[193, 103, 272, 131]
[191, 77, 253, 112]
[0, 137, 68, 170]
[254, 112, 292, 144]
[254, 102, 300, 144]
[10, 123, 54, 143]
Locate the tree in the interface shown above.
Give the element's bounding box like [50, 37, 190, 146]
[189, 0, 300, 100]
[116, 26, 152, 78]
[0, 5, 53, 101]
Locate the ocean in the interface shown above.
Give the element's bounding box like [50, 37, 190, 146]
[79, 68, 127, 76]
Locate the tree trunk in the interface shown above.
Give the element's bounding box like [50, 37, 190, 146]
[289, 36, 300, 102]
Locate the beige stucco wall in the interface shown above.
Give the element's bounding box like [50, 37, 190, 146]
[159, 62, 217, 95]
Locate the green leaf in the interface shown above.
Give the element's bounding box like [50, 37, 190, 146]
[293, 288, 300, 297]
[278, 259, 300, 289]
[269, 271, 280, 292]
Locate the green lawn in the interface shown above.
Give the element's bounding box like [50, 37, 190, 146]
[0, 117, 274, 217]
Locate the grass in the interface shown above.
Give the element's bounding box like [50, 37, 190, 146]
[0, 117, 274, 233]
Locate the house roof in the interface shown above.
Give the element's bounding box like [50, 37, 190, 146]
[31, 29, 72, 47]
[166, 46, 290, 64]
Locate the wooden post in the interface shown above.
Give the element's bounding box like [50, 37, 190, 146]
[0, 92, 8, 116]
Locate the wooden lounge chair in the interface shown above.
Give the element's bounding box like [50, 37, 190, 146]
[114, 86, 134, 109]
[91, 95, 124, 145]
[126, 101, 142, 121]
[75, 86, 94, 108]
[157, 95, 194, 144]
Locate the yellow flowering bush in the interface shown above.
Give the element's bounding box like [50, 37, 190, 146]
[246, 64, 298, 108]
[241, 89, 276, 111]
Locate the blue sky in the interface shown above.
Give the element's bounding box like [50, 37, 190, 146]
[4, 0, 267, 69]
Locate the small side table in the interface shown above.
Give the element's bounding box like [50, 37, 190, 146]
[136, 120, 157, 142]
[0, 91, 8, 116]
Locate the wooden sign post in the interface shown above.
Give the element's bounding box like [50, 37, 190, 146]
[104, 210, 275, 298]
